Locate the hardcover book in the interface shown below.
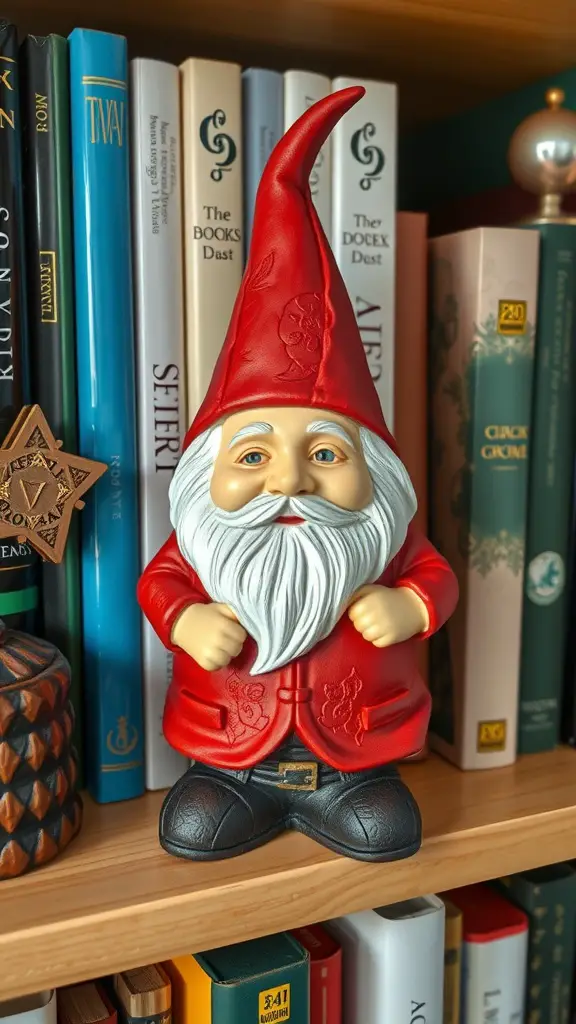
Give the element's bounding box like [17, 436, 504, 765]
[163, 932, 309, 1024]
[284, 69, 331, 240]
[291, 923, 342, 1024]
[180, 57, 243, 421]
[242, 67, 283, 252]
[428, 225, 540, 768]
[113, 964, 171, 1024]
[130, 56, 188, 790]
[518, 223, 576, 753]
[331, 75, 397, 428]
[0, 21, 39, 634]
[328, 895, 445, 1023]
[21, 31, 84, 782]
[57, 984, 116, 1024]
[495, 863, 576, 1023]
[69, 27, 144, 802]
[440, 896, 462, 1024]
[445, 884, 528, 1024]
[1, 993, 56, 1024]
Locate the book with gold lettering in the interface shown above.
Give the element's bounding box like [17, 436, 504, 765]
[0, 21, 39, 636]
[21, 31, 84, 784]
[130, 56, 188, 790]
[428, 226, 540, 768]
[69, 27, 144, 802]
[180, 57, 242, 422]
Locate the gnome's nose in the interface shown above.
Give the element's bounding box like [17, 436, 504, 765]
[266, 454, 316, 497]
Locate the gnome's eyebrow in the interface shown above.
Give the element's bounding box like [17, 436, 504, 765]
[228, 422, 274, 449]
[306, 420, 356, 449]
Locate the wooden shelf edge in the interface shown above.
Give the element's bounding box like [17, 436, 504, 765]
[2, 750, 576, 999]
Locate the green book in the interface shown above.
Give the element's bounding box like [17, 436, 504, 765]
[428, 225, 539, 769]
[518, 223, 576, 753]
[495, 863, 576, 1024]
[399, 67, 576, 211]
[166, 932, 309, 1024]
[21, 34, 84, 782]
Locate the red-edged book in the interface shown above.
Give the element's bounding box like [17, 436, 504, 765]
[444, 884, 528, 1022]
[57, 982, 117, 1024]
[291, 923, 341, 1024]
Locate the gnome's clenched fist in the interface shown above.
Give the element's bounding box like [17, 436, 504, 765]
[172, 602, 247, 672]
[348, 584, 429, 648]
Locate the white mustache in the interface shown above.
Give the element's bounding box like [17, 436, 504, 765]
[210, 493, 367, 529]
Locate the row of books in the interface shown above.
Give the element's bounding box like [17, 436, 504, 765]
[5, 9, 574, 805]
[3, 864, 576, 1023]
[1, 16, 421, 803]
[403, 68, 576, 766]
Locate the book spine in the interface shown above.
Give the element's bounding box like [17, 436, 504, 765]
[441, 899, 462, 1024]
[518, 223, 576, 752]
[0, 21, 39, 633]
[69, 27, 144, 802]
[181, 58, 243, 422]
[428, 227, 540, 768]
[331, 75, 397, 428]
[242, 68, 283, 255]
[21, 33, 85, 785]
[462, 932, 528, 1024]
[497, 869, 576, 1024]
[283, 70, 331, 241]
[130, 57, 188, 790]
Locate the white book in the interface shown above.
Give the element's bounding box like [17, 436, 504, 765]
[180, 57, 243, 420]
[331, 75, 397, 428]
[284, 69, 332, 241]
[462, 932, 528, 1024]
[0, 992, 55, 1024]
[131, 57, 188, 789]
[328, 895, 445, 1023]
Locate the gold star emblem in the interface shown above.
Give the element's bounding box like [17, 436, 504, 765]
[0, 405, 107, 564]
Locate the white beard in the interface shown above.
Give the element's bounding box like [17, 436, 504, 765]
[169, 423, 417, 675]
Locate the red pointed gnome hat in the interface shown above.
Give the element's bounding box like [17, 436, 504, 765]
[184, 86, 396, 453]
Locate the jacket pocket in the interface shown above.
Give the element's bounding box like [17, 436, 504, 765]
[180, 688, 226, 731]
[361, 686, 411, 731]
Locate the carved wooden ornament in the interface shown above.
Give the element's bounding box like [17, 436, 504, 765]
[0, 404, 107, 564]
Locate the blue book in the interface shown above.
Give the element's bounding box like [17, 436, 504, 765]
[241, 67, 284, 256]
[69, 28, 144, 802]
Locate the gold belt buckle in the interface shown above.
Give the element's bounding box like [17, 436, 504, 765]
[277, 761, 318, 791]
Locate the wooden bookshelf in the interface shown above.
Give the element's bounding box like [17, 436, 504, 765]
[2, 747, 576, 1000]
[11, 0, 576, 125]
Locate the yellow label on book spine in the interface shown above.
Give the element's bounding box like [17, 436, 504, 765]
[258, 983, 290, 1022]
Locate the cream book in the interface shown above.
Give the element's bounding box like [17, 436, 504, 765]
[428, 226, 540, 769]
[284, 69, 332, 240]
[180, 57, 243, 421]
[331, 75, 397, 428]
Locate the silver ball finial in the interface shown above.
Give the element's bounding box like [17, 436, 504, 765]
[508, 88, 576, 221]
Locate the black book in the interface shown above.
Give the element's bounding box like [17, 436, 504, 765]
[0, 20, 38, 633]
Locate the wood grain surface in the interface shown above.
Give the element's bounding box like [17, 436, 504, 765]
[2, 748, 576, 999]
[10, 0, 576, 125]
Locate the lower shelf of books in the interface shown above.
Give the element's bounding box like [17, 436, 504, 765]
[2, 747, 576, 1000]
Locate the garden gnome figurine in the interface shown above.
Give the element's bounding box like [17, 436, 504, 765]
[137, 87, 458, 862]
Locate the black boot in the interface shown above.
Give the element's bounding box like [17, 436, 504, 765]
[159, 762, 284, 861]
[159, 735, 421, 863]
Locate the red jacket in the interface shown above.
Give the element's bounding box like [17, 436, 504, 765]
[137, 525, 458, 770]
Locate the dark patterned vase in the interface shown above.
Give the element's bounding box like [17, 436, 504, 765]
[0, 619, 82, 879]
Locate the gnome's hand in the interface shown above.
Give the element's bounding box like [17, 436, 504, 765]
[348, 584, 429, 648]
[171, 602, 247, 671]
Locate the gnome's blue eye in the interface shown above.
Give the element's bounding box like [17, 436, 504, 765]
[313, 448, 337, 463]
[241, 451, 265, 465]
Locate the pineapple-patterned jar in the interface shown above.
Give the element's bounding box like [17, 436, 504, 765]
[0, 619, 82, 879]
